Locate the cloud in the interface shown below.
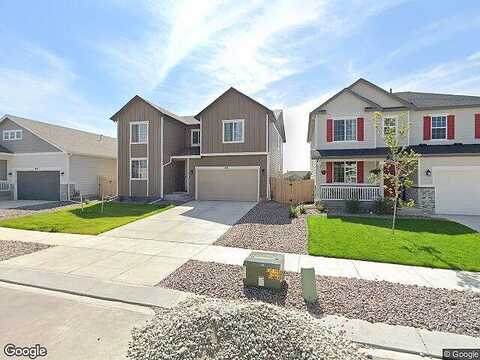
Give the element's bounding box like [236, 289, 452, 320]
[0, 44, 112, 136]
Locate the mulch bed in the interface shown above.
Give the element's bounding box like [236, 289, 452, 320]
[215, 201, 311, 254]
[157, 260, 480, 337]
[0, 201, 76, 221]
[0, 240, 52, 261]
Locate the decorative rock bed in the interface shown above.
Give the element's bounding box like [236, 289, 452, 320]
[128, 296, 366, 360]
[158, 260, 480, 337]
[0, 240, 52, 261]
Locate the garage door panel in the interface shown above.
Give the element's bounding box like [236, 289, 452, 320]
[17, 171, 60, 201]
[434, 167, 480, 215]
[197, 168, 258, 201]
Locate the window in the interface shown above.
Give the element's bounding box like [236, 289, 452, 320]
[333, 119, 356, 141]
[431, 115, 447, 140]
[191, 129, 200, 146]
[3, 130, 22, 141]
[131, 159, 148, 179]
[333, 161, 357, 183]
[223, 119, 244, 143]
[130, 122, 148, 144]
[383, 117, 397, 136]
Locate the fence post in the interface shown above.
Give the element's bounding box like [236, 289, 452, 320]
[101, 193, 104, 213]
[80, 194, 83, 212]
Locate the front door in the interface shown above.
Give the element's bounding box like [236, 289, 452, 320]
[174, 161, 186, 192]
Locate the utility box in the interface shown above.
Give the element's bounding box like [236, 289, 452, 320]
[243, 251, 285, 290]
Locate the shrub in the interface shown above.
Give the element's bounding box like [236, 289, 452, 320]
[288, 205, 298, 218]
[298, 204, 306, 215]
[315, 201, 326, 212]
[372, 198, 394, 214]
[345, 199, 361, 214]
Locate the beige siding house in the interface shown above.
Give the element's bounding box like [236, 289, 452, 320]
[111, 88, 286, 202]
[308, 78, 480, 215]
[0, 115, 116, 201]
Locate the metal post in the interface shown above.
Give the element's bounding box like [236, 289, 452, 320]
[80, 194, 83, 212]
[101, 193, 104, 213]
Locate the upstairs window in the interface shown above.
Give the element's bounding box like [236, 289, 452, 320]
[431, 116, 447, 140]
[223, 119, 244, 143]
[333, 119, 356, 141]
[383, 117, 397, 136]
[130, 122, 148, 144]
[191, 129, 200, 146]
[333, 161, 357, 183]
[3, 130, 22, 141]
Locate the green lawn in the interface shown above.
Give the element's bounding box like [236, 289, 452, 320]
[0, 202, 174, 235]
[307, 216, 480, 271]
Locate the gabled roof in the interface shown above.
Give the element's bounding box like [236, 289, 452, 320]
[195, 87, 286, 142]
[1, 115, 117, 159]
[310, 87, 383, 115]
[349, 78, 415, 108]
[110, 95, 200, 126]
[394, 91, 480, 109]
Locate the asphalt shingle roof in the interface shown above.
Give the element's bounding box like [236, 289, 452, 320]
[394, 91, 480, 108]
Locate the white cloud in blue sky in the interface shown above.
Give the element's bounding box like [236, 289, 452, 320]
[0, 0, 479, 170]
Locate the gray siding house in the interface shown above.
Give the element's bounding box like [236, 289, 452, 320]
[0, 115, 117, 201]
[308, 78, 480, 215]
[111, 87, 286, 202]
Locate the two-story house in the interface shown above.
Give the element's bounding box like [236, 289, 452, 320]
[111, 87, 286, 202]
[308, 78, 480, 215]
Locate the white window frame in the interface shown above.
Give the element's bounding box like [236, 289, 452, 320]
[430, 114, 448, 141]
[191, 128, 200, 147]
[333, 161, 357, 184]
[333, 118, 357, 142]
[130, 121, 148, 144]
[3, 129, 22, 141]
[222, 119, 245, 144]
[383, 116, 397, 136]
[130, 158, 148, 180]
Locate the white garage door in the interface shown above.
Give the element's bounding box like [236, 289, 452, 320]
[433, 166, 480, 215]
[196, 166, 259, 201]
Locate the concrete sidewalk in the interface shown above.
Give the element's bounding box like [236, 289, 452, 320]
[0, 268, 477, 359]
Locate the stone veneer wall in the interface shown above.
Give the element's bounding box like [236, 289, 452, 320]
[415, 187, 435, 214]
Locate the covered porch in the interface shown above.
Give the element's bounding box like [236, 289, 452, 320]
[315, 158, 387, 202]
[0, 152, 13, 200]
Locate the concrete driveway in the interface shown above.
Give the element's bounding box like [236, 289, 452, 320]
[0, 283, 153, 360]
[104, 200, 257, 244]
[438, 214, 480, 232]
[0, 200, 54, 209]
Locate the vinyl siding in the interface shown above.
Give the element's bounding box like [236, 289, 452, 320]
[200, 89, 267, 154]
[163, 117, 188, 194]
[418, 156, 480, 186]
[0, 118, 61, 153]
[188, 155, 267, 199]
[185, 124, 200, 148]
[268, 121, 283, 177]
[69, 155, 116, 197]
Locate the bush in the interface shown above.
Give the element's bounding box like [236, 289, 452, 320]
[298, 204, 306, 215]
[372, 198, 394, 214]
[345, 199, 361, 213]
[288, 205, 298, 218]
[315, 201, 326, 212]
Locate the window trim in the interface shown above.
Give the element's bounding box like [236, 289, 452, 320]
[130, 157, 148, 180]
[191, 128, 200, 147]
[222, 119, 245, 144]
[333, 161, 358, 184]
[3, 129, 22, 141]
[130, 121, 149, 145]
[332, 118, 357, 142]
[383, 116, 397, 136]
[430, 114, 448, 141]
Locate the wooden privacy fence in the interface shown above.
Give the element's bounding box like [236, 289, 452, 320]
[270, 178, 314, 204]
[98, 176, 117, 197]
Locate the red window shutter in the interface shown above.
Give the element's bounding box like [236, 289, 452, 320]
[423, 116, 431, 140]
[326, 162, 333, 183]
[357, 161, 364, 183]
[475, 114, 480, 139]
[357, 117, 364, 141]
[326, 119, 333, 142]
[447, 115, 455, 139]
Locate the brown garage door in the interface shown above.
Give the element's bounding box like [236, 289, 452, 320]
[196, 167, 259, 201]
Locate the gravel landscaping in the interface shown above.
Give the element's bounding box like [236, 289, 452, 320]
[158, 260, 480, 337]
[0, 201, 76, 221]
[215, 201, 310, 254]
[0, 240, 51, 261]
[128, 296, 366, 360]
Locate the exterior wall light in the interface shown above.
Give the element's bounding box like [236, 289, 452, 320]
[425, 169, 432, 176]
[321, 169, 326, 175]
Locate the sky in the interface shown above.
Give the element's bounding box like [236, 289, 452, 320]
[1, 0, 479, 172]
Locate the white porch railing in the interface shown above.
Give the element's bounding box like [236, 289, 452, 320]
[0, 181, 11, 192]
[319, 184, 381, 201]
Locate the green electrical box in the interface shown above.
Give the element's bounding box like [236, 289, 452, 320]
[243, 251, 285, 290]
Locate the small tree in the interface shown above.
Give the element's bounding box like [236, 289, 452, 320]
[370, 112, 419, 234]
